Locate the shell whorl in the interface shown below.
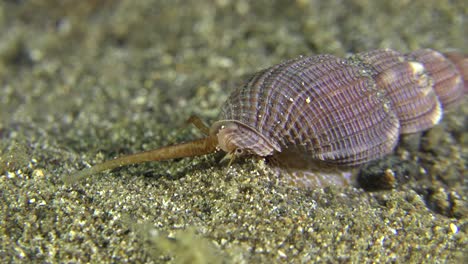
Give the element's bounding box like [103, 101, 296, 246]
[214, 48, 466, 166]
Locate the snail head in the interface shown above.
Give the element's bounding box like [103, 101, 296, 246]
[211, 121, 280, 158]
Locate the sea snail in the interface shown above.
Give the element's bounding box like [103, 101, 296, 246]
[68, 48, 466, 187]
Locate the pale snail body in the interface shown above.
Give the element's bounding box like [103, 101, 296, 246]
[67, 48, 466, 187]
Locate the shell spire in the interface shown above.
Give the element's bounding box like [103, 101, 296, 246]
[407, 49, 465, 109]
[352, 49, 443, 134]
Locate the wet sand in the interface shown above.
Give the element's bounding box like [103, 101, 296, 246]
[0, 1, 466, 262]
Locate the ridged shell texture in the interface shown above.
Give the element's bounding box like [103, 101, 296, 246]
[218, 49, 466, 166]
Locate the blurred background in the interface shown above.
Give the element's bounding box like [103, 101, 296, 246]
[0, 0, 466, 263]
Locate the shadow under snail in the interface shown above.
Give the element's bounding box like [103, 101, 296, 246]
[67, 48, 467, 187]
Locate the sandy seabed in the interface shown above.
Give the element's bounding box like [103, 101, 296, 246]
[0, 1, 466, 263]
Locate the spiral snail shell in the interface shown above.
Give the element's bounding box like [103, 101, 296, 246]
[67, 48, 466, 187]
